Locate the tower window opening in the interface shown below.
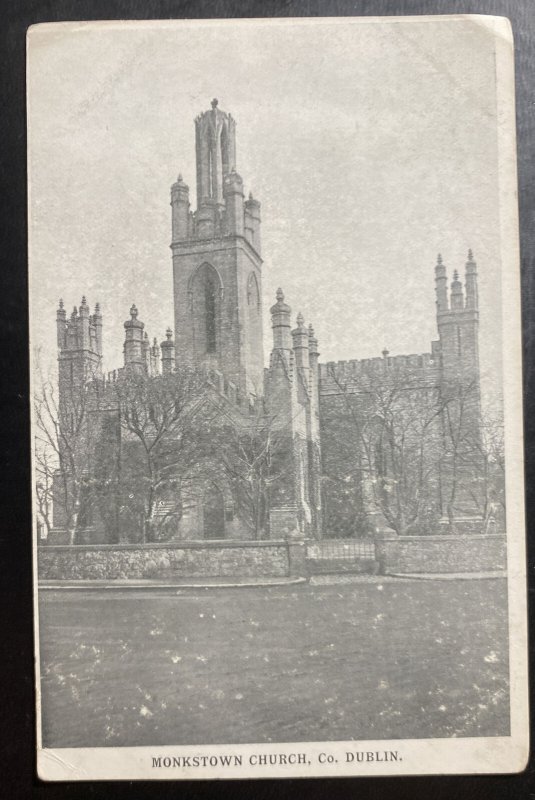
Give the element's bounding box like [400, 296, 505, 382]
[205, 278, 217, 353]
[208, 145, 213, 200]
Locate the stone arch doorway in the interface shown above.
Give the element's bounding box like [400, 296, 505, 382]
[203, 482, 225, 539]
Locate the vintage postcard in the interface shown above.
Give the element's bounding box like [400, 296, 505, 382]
[28, 16, 528, 780]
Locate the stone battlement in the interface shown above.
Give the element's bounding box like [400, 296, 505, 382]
[320, 351, 439, 379]
[102, 364, 249, 411]
[318, 349, 442, 396]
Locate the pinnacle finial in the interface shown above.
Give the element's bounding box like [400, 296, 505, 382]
[211, 98, 218, 109]
[437, 253, 443, 265]
[166, 327, 173, 340]
[58, 298, 64, 310]
[308, 323, 315, 336]
[153, 337, 158, 347]
[81, 295, 87, 306]
[144, 331, 149, 340]
[94, 302, 101, 315]
[276, 288, 284, 303]
[453, 269, 459, 281]
[178, 173, 183, 182]
[249, 191, 253, 201]
[468, 248, 474, 261]
[382, 347, 389, 358]
[130, 304, 138, 319]
[296, 312, 305, 328]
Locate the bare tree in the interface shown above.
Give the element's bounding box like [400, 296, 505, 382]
[113, 367, 213, 542]
[33, 356, 94, 545]
[217, 402, 294, 539]
[34, 440, 54, 537]
[441, 378, 485, 531]
[363, 371, 447, 535]
[324, 364, 451, 536]
[466, 405, 505, 531]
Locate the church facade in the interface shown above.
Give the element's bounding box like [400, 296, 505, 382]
[51, 100, 487, 544]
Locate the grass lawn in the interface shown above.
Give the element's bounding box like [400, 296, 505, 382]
[38, 578, 509, 747]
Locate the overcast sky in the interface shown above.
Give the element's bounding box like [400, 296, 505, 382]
[28, 17, 509, 412]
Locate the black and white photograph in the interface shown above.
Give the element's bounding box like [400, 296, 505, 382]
[28, 16, 528, 780]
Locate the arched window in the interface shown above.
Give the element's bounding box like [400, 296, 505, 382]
[247, 272, 260, 311]
[220, 123, 229, 176]
[189, 262, 223, 358]
[205, 277, 217, 353]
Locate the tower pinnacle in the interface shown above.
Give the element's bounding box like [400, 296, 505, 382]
[435, 252, 448, 314]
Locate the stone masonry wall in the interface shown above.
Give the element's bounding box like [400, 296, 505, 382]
[38, 541, 290, 581]
[376, 534, 507, 575]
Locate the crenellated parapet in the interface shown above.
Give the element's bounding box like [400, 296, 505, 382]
[319, 350, 441, 395]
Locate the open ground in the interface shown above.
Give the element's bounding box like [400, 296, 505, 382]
[38, 578, 509, 747]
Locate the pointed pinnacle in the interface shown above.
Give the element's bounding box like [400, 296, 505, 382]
[276, 288, 284, 303]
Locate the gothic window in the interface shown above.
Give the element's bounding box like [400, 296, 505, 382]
[247, 272, 260, 310]
[189, 262, 222, 358]
[207, 140, 214, 199]
[205, 277, 217, 353]
[220, 125, 229, 175]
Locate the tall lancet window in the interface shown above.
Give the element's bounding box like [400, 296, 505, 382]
[205, 277, 217, 353]
[189, 262, 221, 359]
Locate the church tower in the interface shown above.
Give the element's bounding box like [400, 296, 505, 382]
[435, 250, 480, 387]
[170, 99, 264, 399]
[56, 296, 102, 421]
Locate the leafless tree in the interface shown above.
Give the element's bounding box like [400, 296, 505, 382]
[470, 405, 505, 527]
[34, 440, 54, 537]
[113, 367, 215, 542]
[217, 402, 296, 539]
[33, 355, 94, 545]
[441, 378, 485, 531]
[325, 364, 452, 536]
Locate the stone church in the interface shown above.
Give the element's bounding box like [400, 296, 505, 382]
[52, 99, 486, 544]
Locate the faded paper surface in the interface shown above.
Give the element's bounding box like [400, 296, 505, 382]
[28, 15, 528, 780]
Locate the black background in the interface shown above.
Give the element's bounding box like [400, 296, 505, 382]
[1, 1, 534, 797]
